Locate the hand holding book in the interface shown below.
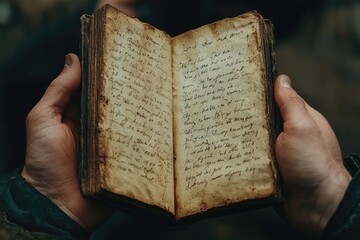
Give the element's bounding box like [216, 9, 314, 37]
[21, 54, 111, 232]
[274, 75, 351, 235]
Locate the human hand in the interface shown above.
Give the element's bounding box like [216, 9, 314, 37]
[274, 75, 351, 235]
[21, 54, 111, 232]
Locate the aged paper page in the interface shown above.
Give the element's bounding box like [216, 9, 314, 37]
[97, 8, 174, 213]
[172, 13, 276, 218]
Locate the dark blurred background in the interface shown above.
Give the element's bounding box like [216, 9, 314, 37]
[0, 0, 359, 239]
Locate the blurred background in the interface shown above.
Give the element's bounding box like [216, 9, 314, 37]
[0, 0, 359, 239]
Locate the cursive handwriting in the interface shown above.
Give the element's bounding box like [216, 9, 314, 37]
[173, 19, 270, 193]
[98, 13, 174, 202]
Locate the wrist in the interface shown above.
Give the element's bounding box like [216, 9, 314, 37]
[315, 165, 352, 229]
[286, 167, 351, 234]
[51, 191, 112, 232]
[4, 169, 89, 239]
[21, 167, 112, 232]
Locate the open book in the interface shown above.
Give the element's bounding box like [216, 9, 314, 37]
[80, 4, 281, 224]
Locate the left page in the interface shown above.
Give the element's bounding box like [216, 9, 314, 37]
[93, 6, 174, 213]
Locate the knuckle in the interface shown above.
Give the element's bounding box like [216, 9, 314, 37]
[280, 96, 305, 117]
[289, 95, 305, 106]
[49, 80, 70, 99]
[285, 118, 319, 135]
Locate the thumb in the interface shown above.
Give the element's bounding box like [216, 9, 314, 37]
[274, 75, 313, 131]
[36, 53, 81, 118]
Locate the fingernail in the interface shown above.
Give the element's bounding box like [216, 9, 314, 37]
[63, 54, 73, 71]
[279, 75, 292, 88]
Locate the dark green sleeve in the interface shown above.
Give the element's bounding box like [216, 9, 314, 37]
[0, 169, 89, 240]
[322, 154, 360, 239]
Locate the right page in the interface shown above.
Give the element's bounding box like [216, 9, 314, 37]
[172, 12, 278, 219]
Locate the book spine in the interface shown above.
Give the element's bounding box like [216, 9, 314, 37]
[264, 20, 283, 200]
[79, 15, 91, 195]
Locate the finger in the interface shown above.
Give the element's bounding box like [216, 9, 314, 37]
[36, 54, 81, 117]
[274, 75, 314, 131]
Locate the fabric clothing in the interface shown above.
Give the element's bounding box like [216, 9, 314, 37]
[0, 169, 89, 240]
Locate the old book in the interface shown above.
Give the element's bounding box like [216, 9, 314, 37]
[80, 4, 281, 224]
